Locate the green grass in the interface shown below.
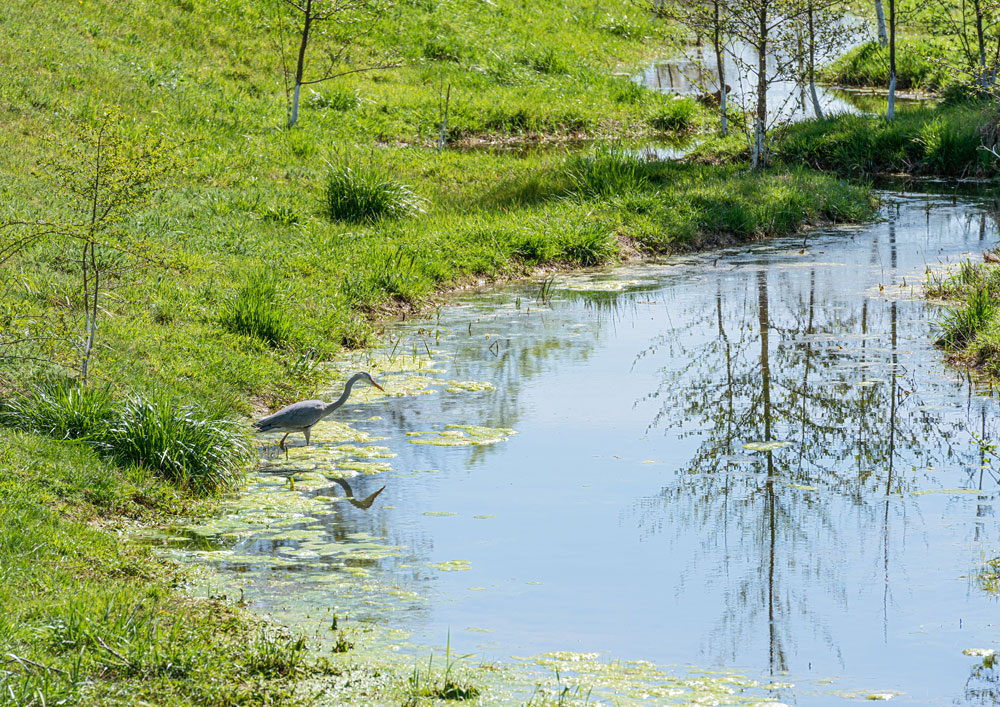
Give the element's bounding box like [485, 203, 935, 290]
[926, 258, 1000, 376]
[0, 432, 352, 706]
[324, 162, 427, 223]
[774, 103, 997, 177]
[220, 268, 296, 346]
[820, 38, 953, 92]
[1, 384, 252, 493]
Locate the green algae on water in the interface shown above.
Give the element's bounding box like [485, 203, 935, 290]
[445, 379, 496, 393]
[432, 560, 471, 571]
[409, 424, 517, 447]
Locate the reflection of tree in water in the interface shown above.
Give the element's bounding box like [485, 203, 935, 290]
[631, 262, 995, 675]
[390, 286, 646, 467]
[965, 654, 1000, 705]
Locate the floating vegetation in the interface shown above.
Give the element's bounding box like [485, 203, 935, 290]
[473, 515, 494, 519]
[445, 380, 496, 393]
[963, 648, 997, 657]
[558, 278, 644, 292]
[522, 652, 795, 705]
[424, 511, 458, 517]
[432, 560, 472, 571]
[305, 420, 386, 444]
[743, 440, 793, 452]
[409, 425, 517, 447]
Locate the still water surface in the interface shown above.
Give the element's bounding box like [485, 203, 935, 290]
[161, 193, 1000, 704]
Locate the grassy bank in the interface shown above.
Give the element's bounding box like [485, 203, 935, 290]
[0, 432, 330, 706]
[927, 257, 1000, 378]
[774, 102, 999, 177]
[0, 0, 883, 704]
[820, 38, 952, 93]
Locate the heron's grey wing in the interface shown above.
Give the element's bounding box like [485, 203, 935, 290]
[254, 400, 327, 431]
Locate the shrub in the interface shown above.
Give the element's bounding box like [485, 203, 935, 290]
[220, 269, 295, 346]
[324, 163, 426, 223]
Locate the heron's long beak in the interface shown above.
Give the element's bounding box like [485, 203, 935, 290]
[370, 379, 385, 392]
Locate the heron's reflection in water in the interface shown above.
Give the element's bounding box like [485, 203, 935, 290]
[321, 477, 386, 510]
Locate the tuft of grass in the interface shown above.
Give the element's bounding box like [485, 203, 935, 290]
[978, 555, 1000, 593]
[0, 383, 115, 441]
[220, 269, 295, 346]
[935, 286, 998, 349]
[306, 87, 360, 111]
[647, 97, 698, 132]
[404, 636, 481, 705]
[0, 385, 252, 494]
[565, 143, 649, 198]
[244, 631, 309, 678]
[324, 163, 427, 223]
[611, 78, 650, 104]
[558, 226, 617, 266]
[98, 395, 251, 493]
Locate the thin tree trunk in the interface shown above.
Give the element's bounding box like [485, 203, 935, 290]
[81, 242, 91, 383]
[714, 0, 728, 136]
[974, 0, 987, 86]
[887, 0, 896, 120]
[808, 2, 823, 117]
[754, 5, 768, 169]
[875, 0, 888, 46]
[288, 0, 313, 128]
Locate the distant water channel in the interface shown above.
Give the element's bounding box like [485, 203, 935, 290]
[154, 191, 1000, 704]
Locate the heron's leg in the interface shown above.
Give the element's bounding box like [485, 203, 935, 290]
[304, 427, 312, 447]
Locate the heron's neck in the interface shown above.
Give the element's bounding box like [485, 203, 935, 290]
[323, 373, 365, 415]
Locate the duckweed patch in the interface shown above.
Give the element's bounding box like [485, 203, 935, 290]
[432, 560, 472, 571]
[445, 380, 497, 393]
[522, 652, 797, 705]
[409, 425, 517, 447]
[559, 278, 645, 292]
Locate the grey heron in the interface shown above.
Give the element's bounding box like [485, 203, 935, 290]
[254, 371, 384, 454]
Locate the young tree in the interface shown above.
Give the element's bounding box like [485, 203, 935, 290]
[790, 1, 859, 118]
[888, 0, 896, 119]
[875, 0, 888, 45]
[663, 0, 733, 136]
[1, 109, 178, 382]
[272, 0, 397, 128]
[925, 0, 1000, 87]
[725, 0, 806, 167]
[723, 0, 851, 166]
